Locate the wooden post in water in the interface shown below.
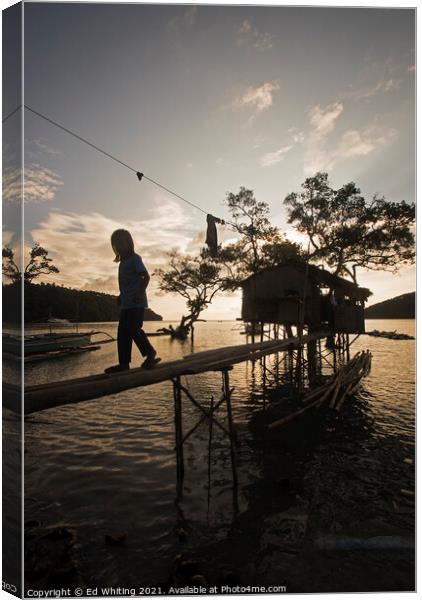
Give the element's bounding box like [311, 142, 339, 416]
[260, 321, 267, 391]
[221, 367, 238, 489]
[285, 324, 294, 384]
[207, 395, 214, 518]
[332, 336, 337, 371]
[173, 377, 184, 500]
[262, 353, 267, 393]
[317, 338, 322, 377]
[307, 334, 317, 385]
[295, 329, 304, 392]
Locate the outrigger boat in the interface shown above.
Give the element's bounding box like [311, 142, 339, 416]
[3, 330, 115, 361]
[3, 332, 93, 355]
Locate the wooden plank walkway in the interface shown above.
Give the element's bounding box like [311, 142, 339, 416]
[3, 332, 327, 415]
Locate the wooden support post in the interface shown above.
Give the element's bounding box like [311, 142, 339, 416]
[332, 339, 337, 371]
[207, 396, 214, 516]
[295, 327, 304, 392]
[262, 353, 267, 393]
[285, 338, 289, 376]
[284, 324, 294, 384]
[260, 321, 267, 391]
[317, 338, 322, 376]
[275, 345, 280, 382]
[222, 368, 238, 489]
[346, 333, 350, 362]
[173, 377, 184, 500]
[307, 337, 317, 385]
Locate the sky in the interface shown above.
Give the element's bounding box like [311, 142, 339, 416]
[3, 3, 416, 320]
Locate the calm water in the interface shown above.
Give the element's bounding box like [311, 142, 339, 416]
[4, 320, 415, 593]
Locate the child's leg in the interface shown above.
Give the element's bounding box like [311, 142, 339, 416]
[117, 309, 133, 365]
[128, 308, 155, 357]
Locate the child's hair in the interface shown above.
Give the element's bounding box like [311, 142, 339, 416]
[111, 229, 135, 262]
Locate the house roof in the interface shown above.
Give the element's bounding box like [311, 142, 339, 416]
[242, 261, 372, 301]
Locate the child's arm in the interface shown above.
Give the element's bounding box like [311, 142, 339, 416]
[134, 271, 150, 304]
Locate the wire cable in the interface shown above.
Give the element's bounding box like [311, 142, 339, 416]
[24, 104, 137, 173]
[143, 174, 208, 215]
[2, 104, 22, 124]
[24, 104, 214, 218]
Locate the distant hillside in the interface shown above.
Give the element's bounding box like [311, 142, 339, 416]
[3, 282, 163, 323]
[365, 292, 415, 319]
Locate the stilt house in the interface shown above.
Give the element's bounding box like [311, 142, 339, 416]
[241, 261, 371, 334]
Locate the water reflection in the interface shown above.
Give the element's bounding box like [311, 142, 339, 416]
[3, 319, 415, 591]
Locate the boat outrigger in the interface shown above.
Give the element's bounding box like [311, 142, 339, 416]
[3, 330, 115, 362]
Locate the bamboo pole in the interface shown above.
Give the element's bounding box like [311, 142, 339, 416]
[269, 351, 372, 428]
[173, 377, 184, 501]
[179, 383, 230, 437]
[222, 368, 238, 489]
[179, 394, 226, 447]
[207, 395, 214, 516]
[329, 378, 343, 409]
[182, 336, 297, 362]
[268, 393, 324, 429]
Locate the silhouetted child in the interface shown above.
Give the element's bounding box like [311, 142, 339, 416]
[105, 229, 160, 373]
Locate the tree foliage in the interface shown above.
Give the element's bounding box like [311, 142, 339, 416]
[284, 172, 415, 283]
[155, 250, 225, 339]
[156, 189, 304, 337]
[2, 247, 20, 283]
[219, 187, 304, 287]
[2, 243, 60, 284]
[2, 281, 162, 324]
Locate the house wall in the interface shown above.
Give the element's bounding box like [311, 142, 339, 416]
[241, 265, 366, 332]
[241, 266, 321, 326]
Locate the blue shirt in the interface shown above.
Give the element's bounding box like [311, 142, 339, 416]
[118, 253, 149, 309]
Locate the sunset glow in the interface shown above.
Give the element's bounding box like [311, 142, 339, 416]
[5, 4, 414, 319]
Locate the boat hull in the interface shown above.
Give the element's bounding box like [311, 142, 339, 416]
[3, 333, 93, 356]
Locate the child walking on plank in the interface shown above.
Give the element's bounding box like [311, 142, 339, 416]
[105, 229, 161, 373]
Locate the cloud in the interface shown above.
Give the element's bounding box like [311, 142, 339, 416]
[233, 81, 280, 113]
[335, 123, 397, 160]
[2, 167, 22, 203]
[31, 139, 61, 157]
[304, 102, 343, 174]
[340, 57, 408, 102]
[29, 198, 197, 294]
[288, 127, 305, 143]
[2, 227, 15, 247]
[260, 145, 293, 167]
[303, 100, 396, 174]
[2, 163, 63, 203]
[342, 77, 401, 101]
[258, 126, 306, 168]
[308, 102, 344, 136]
[168, 6, 197, 30]
[235, 19, 273, 50]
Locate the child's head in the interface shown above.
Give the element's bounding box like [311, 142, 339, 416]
[111, 229, 135, 262]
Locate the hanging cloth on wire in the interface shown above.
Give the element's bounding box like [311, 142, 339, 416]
[206, 214, 225, 256]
